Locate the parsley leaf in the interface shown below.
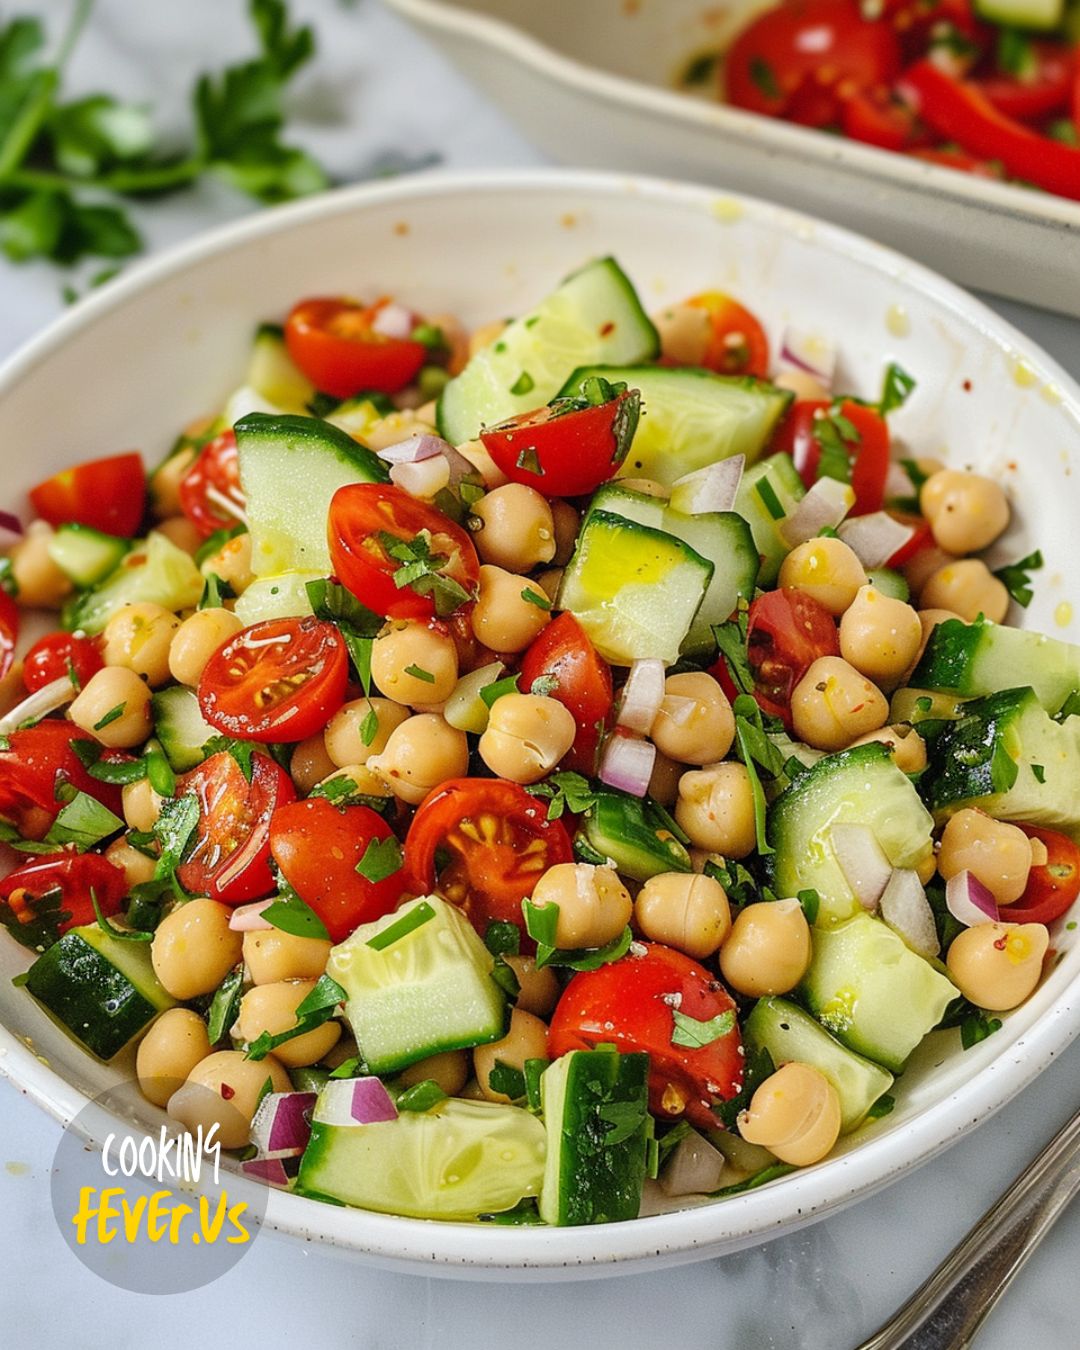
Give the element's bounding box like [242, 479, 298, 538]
[524, 770, 598, 820]
[992, 549, 1043, 608]
[487, 1060, 527, 1101]
[396, 1079, 448, 1113]
[480, 672, 520, 709]
[245, 972, 346, 1061]
[381, 530, 473, 618]
[813, 406, 860, 484]
[206, 966, 244, 1044]
[261, 884, 330, 942]
[878, 363, 916, 415]
[670, 1008, 735, 1049]
[960, 1009, 1003, 1050]
[712, 603, 753, 696]
[367, 900, 436, 951]
[46, 791, 124, 849]
[355, 835, 403, 884]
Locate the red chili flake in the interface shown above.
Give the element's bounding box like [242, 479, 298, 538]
[993, 935, 1008, 951]
[962, 380, 973, 392]
[220, 1082, 236, 1100]
[599, 321, 615, 337]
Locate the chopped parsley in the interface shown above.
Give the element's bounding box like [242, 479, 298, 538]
[246, 973, 346, 1061]
[812, 406, 860, 484]
[670, 1008, 735, 1050]
[92, 702, 126, 731]
[206, 967, 244, 1044]
[509, 371, 535, 396]
[521, 586, 551, 610]
[261, 883, 330, 942]
[992, 549, 1043, 608]
[381, 530, 473, 618]
[524, 770, 598, 820]
[878, 363, 916, 415]
[487, 1061, 527, 1101]
[748, 55, 780, 101]
[404, 664, 435, 684]
[355, 835, 403, 884]
[366, 900, 436, 951]
[480, 672, 520, 708]
[396, 1080, 448, 1113]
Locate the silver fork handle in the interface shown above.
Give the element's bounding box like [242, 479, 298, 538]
[856, 1104, 1080, 1350]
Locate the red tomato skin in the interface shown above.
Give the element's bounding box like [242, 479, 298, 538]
[976, 42, 1073, 122]
[29, 453, 146, 538]
[687, 292, 770, 378]
[548, 942, 744, 1129]
[519, 614, 614, 774]
[284, 298, 426, 397]
[176, 752, 296, 905]
[23, 632, 102, 694]
[1004, 825, 1080, 927]
[0, 721, 126, 838]
[269, 798, 401, 943]
[747, 589, 839, 726]
[772, 399, 890, 516]
[884, 513, 933, 569]
[0, 849, 126, 935]
[0, 590, 17, 682]
[178, 430, 244, 539]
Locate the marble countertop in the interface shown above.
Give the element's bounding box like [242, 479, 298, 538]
[1, 2, 1078, 1345]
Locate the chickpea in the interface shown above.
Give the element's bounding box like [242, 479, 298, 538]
[920, 469, 1010, 555]
[236, 979, 341, 1068]
[397, 1049, 471, 1096]
[10, 521, 72, 608]
[137, 1008, 213, 1107]
[652, 302, 712, 365]
[849, 723, 928, 774]
[478, 692, 576, 784]
[167, 1050, 290, 1150]
[790, 656, 889, 752]
[778, 537, 867, 616]
[155, 515, 203, 556]
[468, 318, 507, 358]
[917, 852, 938, 886]
[474, 1009, 549, 1104]
[371, 620, 458, 706]
[324, 697, 409, 768]
[675, 762, 757, 858]
[0, 658, 24, 719]
[648, 749, 682, 807]
[471, 566, 551, 653]
[774, 368, 830, 402]
[903, 544, 956, 599]
[69, 666, 153, 748]
[937, 808, 1036, 906]
[920, 559, 1009, 624]
[288, 732, 338, 794]
[368, 713, 469, 805]
[200, 531, 254, 595]
[454, 438, 510, 489]
[946, 921, 1049, 1011]
[529, 862, 633, 949]
[635, 872, 732, 959]
[719, 898, 812, 997]
[122, 778, 162, 833]
[469, 484, 556, 572]
[151, 899, 243, 1001]
[550, 499, 580, 567]
[737, 1062, 842, 1166]
[534, 568, 564, 604]
[101, 602, 181, 687]
[243, 927, 331, 985]
[104, 836, 158, 889]
[502, 954, 560, 1018]
[650, 671, 735, 765]
[168, 607, 243, 686]
[149, 444, 198, 519]
[839, 585, 922, 687]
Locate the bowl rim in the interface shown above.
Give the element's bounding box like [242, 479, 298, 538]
[383, 0, 1080, 234]
[1, 165, 1079, 1273]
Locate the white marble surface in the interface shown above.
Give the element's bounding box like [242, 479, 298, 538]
[1, 2, 1078, 1344]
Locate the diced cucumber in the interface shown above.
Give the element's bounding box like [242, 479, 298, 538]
[539, 1049, 650, 1226]
[800, 913, 957, 1073]
[560, 366, 792, 487]
[889, 687, 966, 725]
[151, 686, 218, 771]
[576, 788, 691, 881]
[913, 618, 1080, 715]
[733, 453, 806, 586]
[232, 571, 320, 626]
[866, 568, 910, 602]
[921, 686, 1080, 836]
[437, 257, 658, 444]
[235, 412, 389, 576]
[766, 743, 935, 925]
[327, 896, 507, 1074]
[299, 1093, 545, 1219]
[246, 324, 316, 410]
[25, 925, 174, 1061]
[557, 510, 713, 665]
[443, 662, 506, 734]
[742, 997, 894, 1133]
[48, 523, 130, 588]
[974, 0, 1063, 31]
[61, 531, 204, 636]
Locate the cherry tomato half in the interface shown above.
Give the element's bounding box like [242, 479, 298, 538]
[0, 848, 126, 938]
[328, 482, 480, 622]
[480, 387, 640, 498]
[29, 452, 146, 538]
[976, 42, 1073, 123]
[404, 777, 573, 939]
[0, 589, 17, 683]
[747, 588, 839, 724]
[884, 511, 934, 570]
[23, 632, 102, 694]
[519, 613, 614, 775]
[0, 721, 127, 839]
[686, 292, 770, 378]
[270, 797, 402, 943]
[1003, 826, 1080, 927]
[197, 617, 348, 744]
[548, 942, 744, 1129]
[772, 398, 891, 517]
[284, 297, 427, 398]
[176, 751, 296, 905]
[178, 430, 245, 539]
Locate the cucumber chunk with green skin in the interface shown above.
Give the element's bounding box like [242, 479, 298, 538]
[246, 324, 316, 411]
[539, 1048, 650, 1226]
[25, 926, 174, 1061]
[889, 687, 965, 725]
[61, 531, 204, 636]
[974, 0, 1062, 30]
[766, 743, 935, 925]
[437, 258, 658, 445]
[560, 365, 792, 487]
[913, 618, 1080, 715]
[733, 453, 806, 586]
[920, 686, 1080, 837]
[576, 788, 692, 881]
[865, 567, 909, 602]
[327, 896, 507, 1075]
[232, 570, 321, 626]
[743, 997, 894, 1133]
[151, 686, 218, 771]
[235, 412, 389, 577]
[299, 1095, 545, 1219]
[557, 510, 713, 665]
[48, 523, 130, 589]
[800, 913, 957, 1073]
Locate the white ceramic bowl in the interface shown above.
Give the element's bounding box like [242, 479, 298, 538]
[1, 169, 1078, 1279]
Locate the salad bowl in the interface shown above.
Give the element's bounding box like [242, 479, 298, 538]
[0, 168, 1079, 1277]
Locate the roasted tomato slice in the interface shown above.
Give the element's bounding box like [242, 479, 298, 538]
[548, 942, 744, 1130]
[1003, 825, 1080, 927]
[284, 297, 427, 397]
[178, 429, 245, 539]
[29, 452, 146, 538]
[519, 613, 614, 774]
[197, 616, 348, 744]
[404, 777, 573, 938]
[22, 632, 102, 694]
[772, 398, 891, 517]
[0, 720, 127, 840]
[0, 848, 126, 943]
[746, 589, 839, 726]
[269, 797, 403, 943]
[176, 751, 296, 905]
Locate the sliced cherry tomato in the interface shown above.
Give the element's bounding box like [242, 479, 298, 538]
[842, 87, 924, 150]
[683, 292, 770, 378]
[176, 751, 296, 904]
[772, 398, 891, 516]
[480, 387, 640, 498]
[29, 452, 146, 538]
[23, 632, 102, 694]
[0, 848, 126, 939]
[548, 942, 744, 1129]
[1003, 826, 1080, 927]
[197, 617, 348, 744]
[284, 297, 427, 398]
[884, 511, 934, 569]
[404, 777, 573, 939]
[976, 42, 1073, 122]
[328, 482, 479, 622]
[269, 798, 402, 943]
[0, 589, 17, 682]
[519, 614, 614, 775]
[747, 589, 839, 725]
[908, 146, 1003, 178]
[178, 430, 245, 539]
[0, 721, 127, 839]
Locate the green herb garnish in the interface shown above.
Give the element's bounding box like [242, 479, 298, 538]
[355, 835, 403, 884]
[366, 900, 436, 951]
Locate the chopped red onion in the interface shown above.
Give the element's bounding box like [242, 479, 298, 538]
[599, 732, 656, 798]
[879, 868, 940, 959]
[658, 1130, 727, 1197]
[390, 455, 451, 499]
[250, 1090, 316, 1157]
[228, 898, 275, 932]
[778, 326, 837, 386]
[312, 1076, 398, 1127]
[370, 301, 414, 340]
[779, 478, 854, 548]
[241, 1157, 293, 1188]
[377, 434, 448, 465]
[668, 456, 744, 515]
[838, 513, 916, 570]
[945, 870, 1000, 928]
[616, 659, 665, 735]
[831, 823, 892, 911]
[0, 510, 23, 537]
[885, 460, 918, 501]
